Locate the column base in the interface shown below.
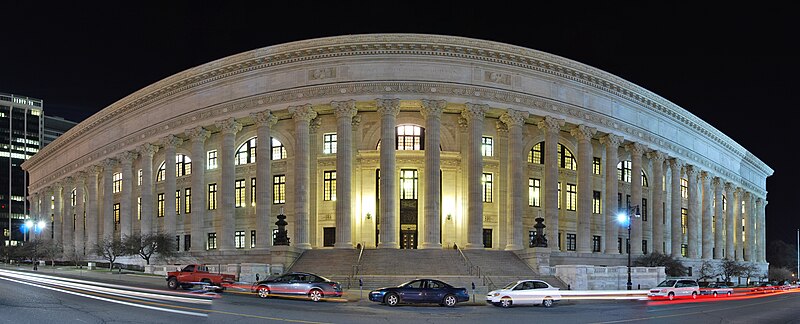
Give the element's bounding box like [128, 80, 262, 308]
[334, 242, 354, 249]
[419, 242, 442, 249]
[377, 242, 399, 249]
[464, 243, 484, 250]
[504, 244, 523, 251]
[577, 248, 593, 254]
[295, 243, 312, 250]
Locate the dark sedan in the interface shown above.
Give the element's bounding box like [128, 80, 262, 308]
[251, 272, 342, 302]
[368, 279, 470, 307]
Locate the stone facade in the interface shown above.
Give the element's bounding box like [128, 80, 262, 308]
[21, 34, 771, 270]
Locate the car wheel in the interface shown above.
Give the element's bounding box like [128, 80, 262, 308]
[692, 292, 697, 299]
[500, 297, 512, 308]
[167, 277, 179, 290]
[442, 294, 457, 307]
[309, 289, 323, 302]
[713, 291, 718, 297]
[726, 291, 732, 297]
[542, 297, 554, 308]
[257, 286, 270, 299]
[385, 293, 399, 306]
[668, 292, 675, 301]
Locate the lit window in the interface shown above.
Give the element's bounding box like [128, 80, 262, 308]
[157, 154, 192, 180]
[137, 197, 141, 220]
[207, 150, 218, 169]
[618, 160, 632, 182]
[558, 182, 562, 209]
[235, 179, 246, 208]
[529, 143, 543, 164]
[481, 137, 493, 157]
[528, 142, 576, 170]
[566, 233, 576, 251]
[592, 236, 601, 252]
[113, 203, 120, 230]
[324, 171, 336, 201]
[113, 172, 122, 193]
[208, 183, 217, 210]
[184, 188, 191, 214]
[157, 193, 165, 217]
[566, 183, 576, 211]
[138, 169, 142, 186]
[271, 138, 286, 160]
[642, 198, 648, 221]
[235, 231, 245, 249]
[400, 169, 419, 200]
[722, 195, 727, 211]
[235, 138, 256, 165]
[593, 191, 602, 214]
[680, 178, 688, 198]
[681, 244, 688, 257]
[207, 233, 217, 250]
[71, 188, 76, 207]
[251, 230, 256, 248]
[176, 190, 181, 214]
[273, 175, 286, 204]
[323, 133, 337, 154]
[681, 208, 688, 234]
[482, 173, 493, 203]
[251, 178, 256, 207]
[396, 125, 424, 150]
[593, 157, 601, 175]
[529, 178, 541, 207]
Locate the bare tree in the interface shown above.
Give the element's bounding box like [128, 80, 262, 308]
[634, 252, 688, 277]
[697, 260, 718, 283]
[768, 265, 793, 282]
[64, 245, 84, 268]
[94, 236, 128, 271]
[741, 263, 762, 285]
[38, 240, 62, 266]
[719, 258, 745, 284]
[124, 232, 177, 265]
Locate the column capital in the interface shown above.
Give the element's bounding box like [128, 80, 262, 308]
[101, 158, 118, 170]
[712, 176, 722, 187]
[309, 117, 322, 133]
[743, 191, 752, 200]
[332, 100, 357, 119]
[500, 109, 528, 128]
[376, 98, 401, 116]
[351, 115, 362, 129]
[457, 117, 469, 132]
[215, 117, 242, 135]
[185, 126, 210, 143]
[668, 158, 684, 169]
[734, 187, 743, 198]
[625, 142, 647, 156]
[118, 151, 138, 165]
[700, 171, 711, 181]
[420, 99, 446, 120]
[139, 143, 159, 158]
[724, 182, 735, 193]
[756, 197, 764, 205]
[290, 104, 317, 123]
[74, 171, 87, 183]
[62, 176, 74, 188]
[599, 133, 623, 147]
[685, 164, 700, 178]
[495, 120, 509, 135]
[161, 134, 184, 148]
[647, 150, 667, 163]
[569, 124, 596, 142]
[250, 110, 278, 128]
[462, 103, 488, 122]
[536, 115, 564, 133]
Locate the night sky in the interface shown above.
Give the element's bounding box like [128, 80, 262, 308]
[2, 3, 797, 245]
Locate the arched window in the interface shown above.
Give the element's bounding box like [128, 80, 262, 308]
[376, 125, 426, 151]
[527, 142, 576, 170]
[156, 154, 192, 181]
[236, 137, 257, 165]
[271, 138, 287, 160]
[616, 161, 648, 186]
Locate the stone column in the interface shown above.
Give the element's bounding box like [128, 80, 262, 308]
[102, 159, 116, 239]
[86, 166, 100, 252]
[251, 111, 277, 249]
[119, 151, 137, 238]
[669, 159, 684, 257]
[538, 116, 565, 251]
[41, 187, 51, 240]
[648, 151, 666, 253]
[309, 117, 321, 246]
[733, 187, 743, 261]
[421, 99, 446, 249]
[713, 177, 724, 259]
[463, 103, 488, 249]
[501, 109, 528, 251]
[290, 104, 317, 250]
[162, 135, 183, 235]
[685, 165, 700, 259]
[185, 127, 209, 252]
[139, 143, 158, 236]
[29, 192, 39, 240]
[53, 182, 63, 245]
[700, 171, 713, 260]
[331, 100, 357, 249]
[62, 177, 74, 252]
[754, 197, 763, 262]
[74, 172, 86, 255]
[216, 118, 242, 251]
[626, 143, 646, 256]
[377, 99, 400, 249]
[600, 134, 623, 254]
[743, 192, 754, 262]
[724, 182, 735, 260]
[758, 199, 766, 262]
[571, 125, 596, 253]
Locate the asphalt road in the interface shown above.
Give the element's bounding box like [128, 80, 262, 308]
[1, 267, 799, 324]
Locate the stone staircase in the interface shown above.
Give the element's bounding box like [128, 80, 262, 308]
[286, 249, 359, 286]
[461, 250, 567, 289]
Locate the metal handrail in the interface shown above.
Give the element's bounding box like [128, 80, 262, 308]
[348, 243, 366, 289]
[455, 244, 496, 290]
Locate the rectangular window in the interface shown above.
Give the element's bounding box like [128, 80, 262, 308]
[184, 234, 191, 251]
[642, 198, 648, 221]
[396, 125, 424, 150]
[592, 157, 601, 175]
[185, 188, 192, 214]
[207, 233, 217, 250]
[207, 150, 218, 169]
[681, 244, 688, 257]
[566, 233, 576, 251]
[235, 231, 245, 249]
[482, 173, 493, 203]
[177, 154, 191, 176]
[157, 193, 165, 217]
[113, 172, 122, 193]
[592, 236, 601, 252]
[208, 183, 217, 210]
[712, 215, 715, 233]
[273, 175, 286, 204]
[272, 138, 287, 160]
[176, 235, 180, 252]
[663, 202, 666, 224]
[618, 160, 632, 182]
[680, 178, 688, 198]
[176, 190, 181, 214]
[399, 169, 418, 200]
[681, 208, 688, 234]
[529, 143, 543, 164]
[642, 240, 648, 254]
[593, 191, 602, 214]
[113, 203, 120, 230]
[481, 136, 493, 157]
[323, 133, 337, 154]
[618, 237, 622, 254]
[529, 178, 541, 207]
[235, 179, 246, 208]
[250, 230, 256, 249]
[566, 183, 576, 211]
[71, 189, 76, 207]
[618, 193, 622, 213]
[558, 182, 562, 209]
[137, 197, 141, 220]
[138, 169, 142, 186]
[251, 178, 256, 207]
[324, 171, 337, 201]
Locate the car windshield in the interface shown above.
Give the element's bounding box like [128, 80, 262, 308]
[502, 282, 519, 290]
[657, 280, 677, 287]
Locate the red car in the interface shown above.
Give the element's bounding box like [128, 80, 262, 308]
[751, 282, 776, 293]
[166, 264, 236, 291]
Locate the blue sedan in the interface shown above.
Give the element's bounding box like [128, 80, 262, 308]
[369, 279, 470, 307]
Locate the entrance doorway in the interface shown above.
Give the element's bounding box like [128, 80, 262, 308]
[483, 228, 492, 248]
[323, 227, 335, 247]
[399, 169, 418, 249]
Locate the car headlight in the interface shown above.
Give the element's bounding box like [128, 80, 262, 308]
[492, 293, 500, 297]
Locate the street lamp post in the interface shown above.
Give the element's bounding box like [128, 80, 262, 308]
[617, 205, 641, 291]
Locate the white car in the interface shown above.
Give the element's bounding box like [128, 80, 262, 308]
[648, 279, 699, 300]
[486, 280, 561, 308]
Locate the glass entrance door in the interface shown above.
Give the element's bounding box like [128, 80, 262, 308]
[399, 169, 418, 249]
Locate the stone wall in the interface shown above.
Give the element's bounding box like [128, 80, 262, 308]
[540, 265, 666, 290]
